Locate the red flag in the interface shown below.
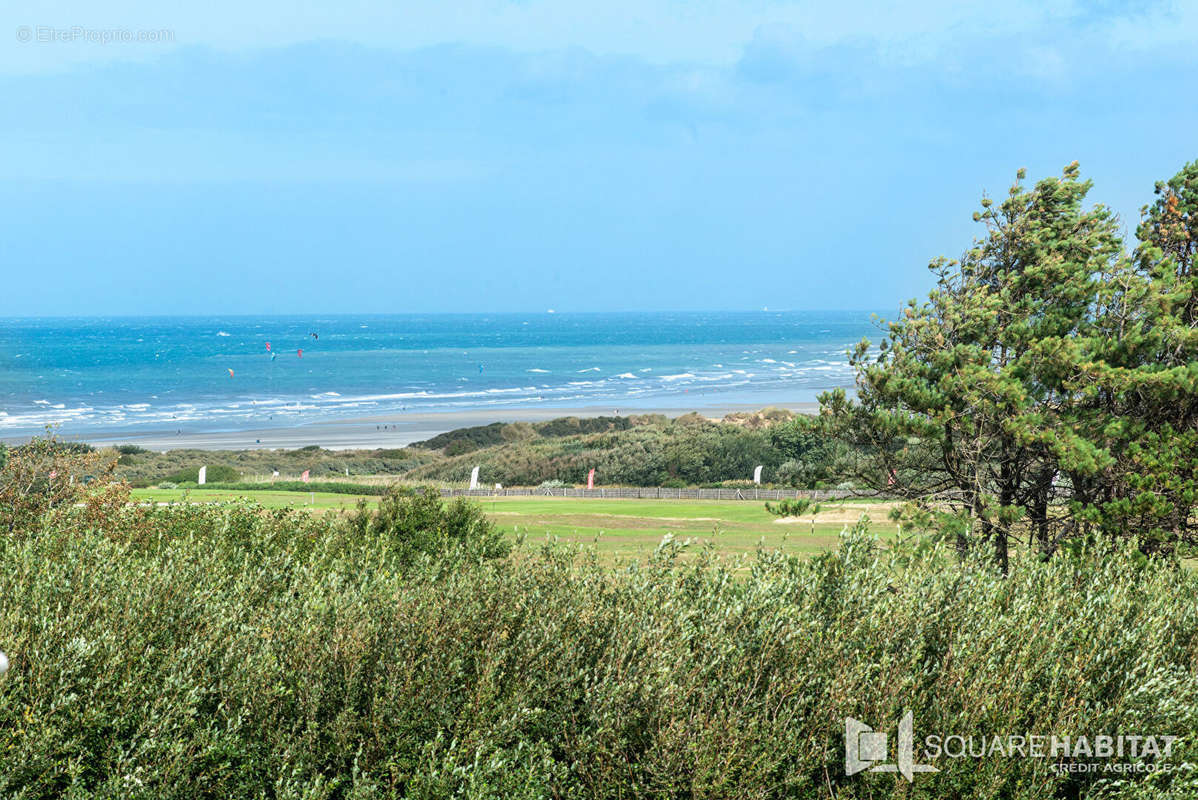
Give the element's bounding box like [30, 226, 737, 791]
[265, 342, 271, 352]
[301, 470, 310, 483]
[297, 349, 303, 358]
[586, 468, 595, 490]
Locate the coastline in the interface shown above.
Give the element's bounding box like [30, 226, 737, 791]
[25, 401, 821, 451]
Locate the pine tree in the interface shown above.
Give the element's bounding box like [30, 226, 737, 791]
[820, 162, 1198, 569]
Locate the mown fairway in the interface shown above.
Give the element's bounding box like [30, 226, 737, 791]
[130, 488, 898, 563]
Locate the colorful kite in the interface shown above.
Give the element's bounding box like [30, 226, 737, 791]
[228, 368, 235, 378]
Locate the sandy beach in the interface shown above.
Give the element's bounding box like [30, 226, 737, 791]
[34, 401, 820, 451]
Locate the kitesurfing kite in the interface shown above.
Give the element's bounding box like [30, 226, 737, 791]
[297, 349, 303, 358]
[228, 368, 235, 378]
[265, 342, 271, 352]
[308, 332, 319, 340]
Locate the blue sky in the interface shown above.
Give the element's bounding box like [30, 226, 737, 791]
[1, 1, 1195, 315]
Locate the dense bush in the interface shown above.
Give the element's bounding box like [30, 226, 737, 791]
[343, 487, 511, 567]
[416, 421, 523, 451]
[163, 464, 242, 484]
[0, 437, 116, 534]
[98, 412, 847, 489]
[532, 415, 635, 438]
[1, 493, 1196, 798]
[769, 416, 859, 488]
[407, 416, 784, 487]
[414, 416, 636, 451]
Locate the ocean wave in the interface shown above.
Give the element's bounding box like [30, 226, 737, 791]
[0, 343, 864, 436]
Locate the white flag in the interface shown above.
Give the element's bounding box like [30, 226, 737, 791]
[198, 466, 207, 485]
[753, 465, 763, 485]
[469, 466, 480, 490]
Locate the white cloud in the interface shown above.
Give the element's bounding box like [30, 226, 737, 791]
[2, 0, 1186, 75]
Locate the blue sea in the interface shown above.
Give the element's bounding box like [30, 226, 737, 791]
[0, 312, 877, 438]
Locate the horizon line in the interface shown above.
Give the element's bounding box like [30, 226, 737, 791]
[0, 307, 895, 321]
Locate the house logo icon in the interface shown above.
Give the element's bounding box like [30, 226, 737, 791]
[845, 710, 939, 781]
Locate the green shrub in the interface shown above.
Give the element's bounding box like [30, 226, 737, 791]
[445, 439, 480, 457]
[98, 411, 822, 489]
[344, 486, 510, 566]
[415, 421, 511, 451]
[163, 464, 241, 484]
[1, 505, 1196, 799]
[406, 418, 783, 487]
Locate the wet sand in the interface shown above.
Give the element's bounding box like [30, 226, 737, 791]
[31, 401, 819, 451]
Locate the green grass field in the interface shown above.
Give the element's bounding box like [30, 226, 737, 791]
[130, 488, 898, 562]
